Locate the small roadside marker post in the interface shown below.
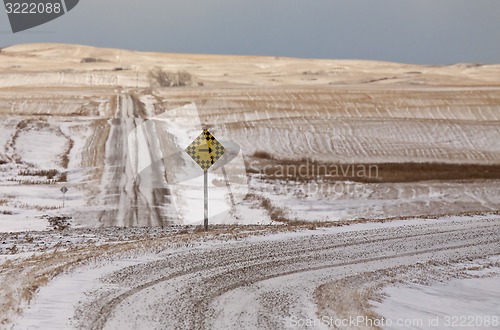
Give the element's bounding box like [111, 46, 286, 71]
[60, 186, 68, 208]
[185, 130, 226, 231]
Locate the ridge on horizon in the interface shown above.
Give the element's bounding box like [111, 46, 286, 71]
[2, 42, 496, 67]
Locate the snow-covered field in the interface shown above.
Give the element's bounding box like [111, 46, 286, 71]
[1, 43, 499, 230]
[0, 43, 499, 329]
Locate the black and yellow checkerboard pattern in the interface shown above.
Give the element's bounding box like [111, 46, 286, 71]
[185, 130, 225, 171]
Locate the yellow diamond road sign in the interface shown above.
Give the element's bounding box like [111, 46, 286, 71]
[185, 130, 225, 171]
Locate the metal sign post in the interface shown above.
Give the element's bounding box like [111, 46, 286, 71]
[185, 129, 226, 231]
[60, 186, 68, 208]
[204, 170, 208, 231]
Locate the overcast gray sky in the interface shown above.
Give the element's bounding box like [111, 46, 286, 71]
[1, 0, 499, 64]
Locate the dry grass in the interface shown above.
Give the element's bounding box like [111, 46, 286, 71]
[148, 68, 193, 88]
[109, 95, 118, 114]
[247, 194, 317, 229]
[245, 194, 289, 223]
[58, 172, 67, 182]
[260, 197, 289, 223]
[316, 278, 382, 330]
[80, 57, 109, 63]
[252, 150, 274, 160]
[19, 169, 58, 179]
[129, 92, 148, 117]
[371, 162, 500, 182]
[194, 226, 207, 233]
[18, 169, 66, 182]
[83, 119, 110, 170]
[15, 120, 28, 130]
[61, 138, 74, 169]
[14, 203, 61, 211]
[248, 154, 500, 183]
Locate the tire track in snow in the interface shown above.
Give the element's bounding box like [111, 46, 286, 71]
[97, 91, 172, 227]
[78, 218, 500, 330]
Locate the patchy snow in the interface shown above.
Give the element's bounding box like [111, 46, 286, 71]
[15, 128, 67, 170]
[0, 216, 48, 232]
[139, 95, 156, 117]
[249, 178, 500, 222]
[12, 257, 163, 330]
[374, 275, 500, 330]
[1, 43, 500, 230]
[0, 183, 88, 232]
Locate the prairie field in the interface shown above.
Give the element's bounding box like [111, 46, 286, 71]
[0, 44, 499, 329]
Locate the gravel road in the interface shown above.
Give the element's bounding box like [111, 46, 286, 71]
[45, 216, 500, 330]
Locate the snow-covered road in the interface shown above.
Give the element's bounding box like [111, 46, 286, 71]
[96, 92, 175, 227]
[8, 216, 500, 330]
